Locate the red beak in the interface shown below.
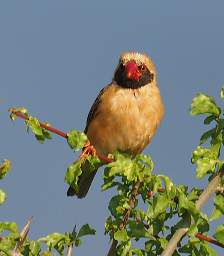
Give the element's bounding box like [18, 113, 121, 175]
[125, 61, 141, 81]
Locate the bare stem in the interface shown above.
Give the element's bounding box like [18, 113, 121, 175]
[107, 240, 118, 256]
[13, 217, 33, 254]
[67, 244, 73, 256]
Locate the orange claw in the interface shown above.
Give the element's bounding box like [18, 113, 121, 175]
[80, 141, 97, 159]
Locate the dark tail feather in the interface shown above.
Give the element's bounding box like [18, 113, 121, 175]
[67, 160, 100, 198]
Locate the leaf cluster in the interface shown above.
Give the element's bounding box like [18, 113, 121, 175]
[0, 159, 11, 205]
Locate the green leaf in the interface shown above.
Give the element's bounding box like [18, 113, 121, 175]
[191, 146, 218, 178]
[116, 239, 132, 256]
[109, 195, 127, 218]
[214, 224, 224, 243]
[0, 222, 19, 234]
[220, 87, 224, 99]
[107, 152, 135, 180]
[39, 233, 70, 255]
[0, 189, 6, 204]
[159, 237, 168, 250]
[199, 128, 216, 145]
[191, 146, 211, 164]
[135, 154, 154, 170]
[77, 224, 96, 238]
[85, 155, 101, 172]
[35, 129, 52, 143]
[101, 179, 121, 191]
[9, 107, 28, 121]
[41, 252, 52, 256]
[187, 225, 198, 237]
[64, 160, 83, 191]
[67, 129, 88, 151]
[26, 116, 43, 136]
[197, 214, 209, 233]
[145, 239, 165, 255]
[196, 158, 217, 178]
[187, 188, 202, 202]
[0, 160, 11, 180]
[29, 241, 41, 255]
[65, 156, 100, 192]
[128, 221, 148, 239]
[199, 242, 217, 256]
[114, 229, 129, 242]
[213, 193, 224, 214]
[210, 207, 223, 221]
[24, 116, 52, 143]
[179, 243, 193, 254]
[178, 191, 200, 222]
[106, 152, 152, 182]
[130, 248, 144, 256]
[210, 133, 222, 157]
[74, 238, 81, 247]
[204, 115, 216, 124]
[190, 93, 220, 116]
[147, 194, 170, 220]
[22, 240, 41, 256]
[158, 175, 173, 192]
[172, 212, 191, 233]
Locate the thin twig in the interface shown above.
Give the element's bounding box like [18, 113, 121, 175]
[11, 110, 112, 163]
[119, 181, 141, 229]
[12, 111, 67, 138]
[196, 233, 224, 248]
[107, 181, 141, 256]
[161, 167, 224, 256]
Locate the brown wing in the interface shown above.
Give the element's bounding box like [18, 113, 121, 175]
[84, 85, 108, 134]
[67, 86, 109, 198]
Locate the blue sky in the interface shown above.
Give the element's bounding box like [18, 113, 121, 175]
[1, 1, 224, 255]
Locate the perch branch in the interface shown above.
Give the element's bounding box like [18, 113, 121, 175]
[10, 110, 112, 163]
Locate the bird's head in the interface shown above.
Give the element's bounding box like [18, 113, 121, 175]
[113, 52, 156, 89]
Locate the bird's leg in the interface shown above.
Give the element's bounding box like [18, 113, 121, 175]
[80, 141, 97, 159]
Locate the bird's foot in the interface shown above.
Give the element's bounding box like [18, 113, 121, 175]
[80, 141, 97, 159]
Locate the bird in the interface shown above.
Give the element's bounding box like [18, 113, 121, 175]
[67, 51, 164, 198]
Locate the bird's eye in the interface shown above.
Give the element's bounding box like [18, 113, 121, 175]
[120, 63, 125, 69]
[138, 65, 145, 72]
